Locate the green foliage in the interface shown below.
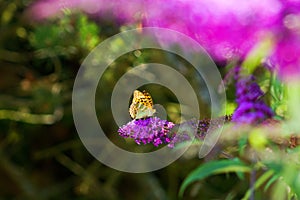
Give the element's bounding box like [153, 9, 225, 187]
[241, 170, 274, 200]
[29, 13, 101, 60]
[270, 74, 288, 118]
[287, 83, 300, 131]
[77, 15, 100, 50]
[179, 158, 251, 197]
[180, 150, 300, 199]
[266, 150, 300, 199]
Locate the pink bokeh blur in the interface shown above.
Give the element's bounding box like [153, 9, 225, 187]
[27, 0, 300, 81]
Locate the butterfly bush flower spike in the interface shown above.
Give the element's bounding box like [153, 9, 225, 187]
[118, 117, 175, 147]
[168, 116, 232, 148]
[232, 75, 274, 124]
[167, 120, 198, 148]
[118, 115, 233, 148]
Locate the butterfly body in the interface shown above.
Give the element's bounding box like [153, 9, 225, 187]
[129, 90, 156, 119]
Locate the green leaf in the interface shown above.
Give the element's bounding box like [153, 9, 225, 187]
[238, 136, 248, 155]
[242, 170, 274, 200]
[77, 15, 100, 50]
[270, 75, 284, 101]
[225, 191, 237, 200]
[264, 173, 280, 192]
[267, 162, 300, 198]
[236, 171, 245, 180]
[287, 82, 300, 131]
[179, 158, 251, 197]
[270, 75, 288, 117]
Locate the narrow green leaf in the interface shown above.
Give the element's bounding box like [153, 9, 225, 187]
[225, 191, 237, 200]
[179, 158, 251, 197]
[264, 173, 280, 192]
[236, 171, 245, 180]
[238, 136, 248, 156]
[266, 162, 300, 198]
[242, 170, 274, 200]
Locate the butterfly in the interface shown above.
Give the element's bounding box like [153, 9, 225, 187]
[129, 90, 156, 119]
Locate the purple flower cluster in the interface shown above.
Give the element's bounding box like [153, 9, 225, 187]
[232, 75, 274, 124]
[118, 118, 201, 148]
[235, 76, 264, 105]
[118, 116, 233, 148]
[118, 117, 175, 147]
